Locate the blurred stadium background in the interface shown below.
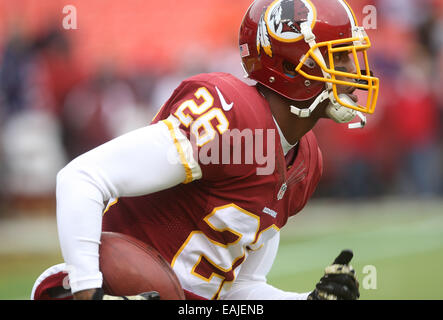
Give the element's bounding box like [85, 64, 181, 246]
[0, 0, 442, 300]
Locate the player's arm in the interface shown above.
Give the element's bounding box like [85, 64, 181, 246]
[219, 234, 359, 300]
[219, 233, 311, 300]
[56, 115, 201, 299]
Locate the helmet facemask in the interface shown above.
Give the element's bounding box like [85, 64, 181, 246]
[291, 23, 379, 128]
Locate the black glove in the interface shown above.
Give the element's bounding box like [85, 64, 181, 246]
[308, 249, 360, 300]
[92, 288, 160, 300]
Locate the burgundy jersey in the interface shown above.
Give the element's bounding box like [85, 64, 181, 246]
[102, 72, 323, 299]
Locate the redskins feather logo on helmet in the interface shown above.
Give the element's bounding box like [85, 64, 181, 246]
[257, 0, 316, 57]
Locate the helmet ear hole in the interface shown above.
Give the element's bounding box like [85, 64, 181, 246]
[282, 60, 297, 78]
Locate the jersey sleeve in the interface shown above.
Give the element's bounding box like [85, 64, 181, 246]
[152, 78, 257, 182]
[56, 121, 201, 293]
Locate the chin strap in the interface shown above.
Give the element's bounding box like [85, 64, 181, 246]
[290, 90, 329, 118]
[290, 91, 366, 129]
[326, 93, 367, 129]
[348, 111, 366, 129]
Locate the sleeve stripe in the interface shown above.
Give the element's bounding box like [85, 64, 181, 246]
[162, 118, 194, 184]
[103, 198, 119, 215]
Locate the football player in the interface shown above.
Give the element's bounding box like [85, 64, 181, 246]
[31, 0, 378, 300]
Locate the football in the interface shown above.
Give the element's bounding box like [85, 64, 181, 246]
[99, 231, 185, 300]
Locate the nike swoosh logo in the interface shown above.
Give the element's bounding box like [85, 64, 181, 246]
[215, 86, 234, 111]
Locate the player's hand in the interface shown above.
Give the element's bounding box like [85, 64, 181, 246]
[74, 288, 160, 300]
[308, 249, 360, 300]
[93, 288, 160, 300]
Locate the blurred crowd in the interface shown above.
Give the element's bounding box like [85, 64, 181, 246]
[0, 0, 442, 215]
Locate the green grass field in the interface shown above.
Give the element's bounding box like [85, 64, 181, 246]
[1, 198, 442, 300]
[268, 199, 443, 300]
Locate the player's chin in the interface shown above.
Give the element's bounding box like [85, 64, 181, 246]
[336, 83, 359, 103]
